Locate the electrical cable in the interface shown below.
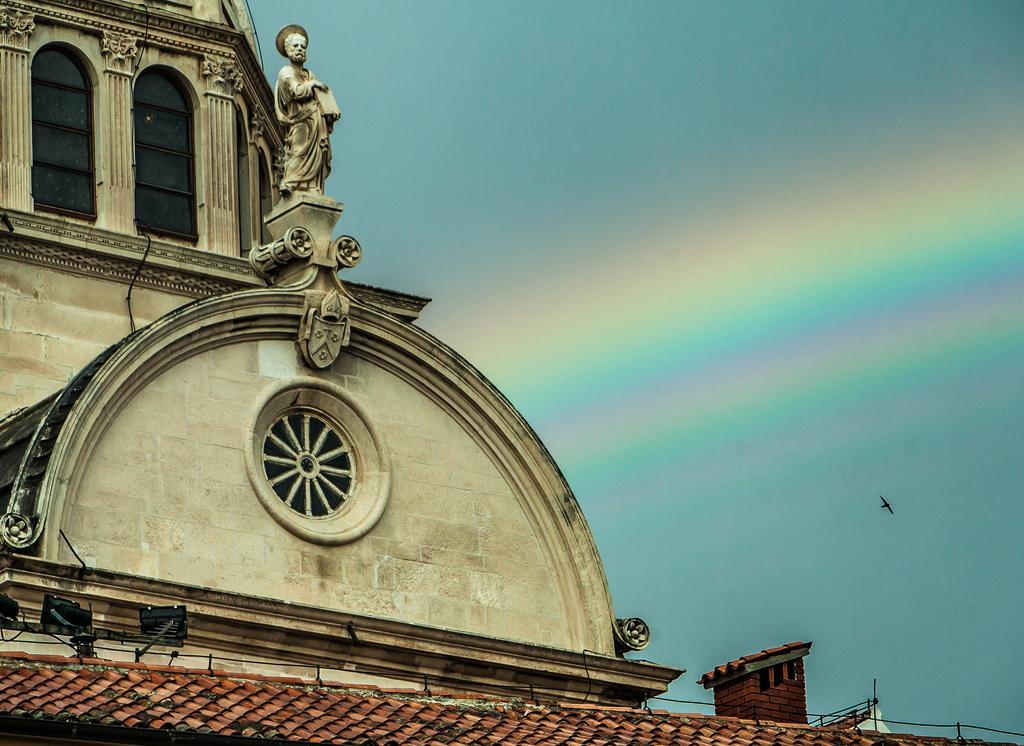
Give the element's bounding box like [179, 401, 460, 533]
[131, 3, 149, 81]
[59, 529, 88, 569]
[126, 220, 152, 333]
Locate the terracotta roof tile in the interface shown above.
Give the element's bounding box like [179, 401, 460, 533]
[699, 642, 813, 687]
[0, 652, 996, 745]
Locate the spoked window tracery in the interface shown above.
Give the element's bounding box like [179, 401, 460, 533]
[261, 409, 354, 518]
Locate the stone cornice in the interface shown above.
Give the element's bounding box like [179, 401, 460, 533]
[0, 556, 683, 705]
[0, 210, 430, 319]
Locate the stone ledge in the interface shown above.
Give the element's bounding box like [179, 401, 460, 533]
[0, 210, 431, 321]
[0, 555, 683, 706]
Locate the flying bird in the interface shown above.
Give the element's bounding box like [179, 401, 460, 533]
[879, 494, 894, 514]
[0, 212, 13, 232]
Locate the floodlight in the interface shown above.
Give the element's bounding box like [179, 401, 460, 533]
[139, 605, 187, 640]
[41, 594, 92, 628]
[0, 594, 19, 621]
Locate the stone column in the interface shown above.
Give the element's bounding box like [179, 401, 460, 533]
[202, 56, 243, 255]
[0, 6, 35, 212]
[100, 31, 139, 233]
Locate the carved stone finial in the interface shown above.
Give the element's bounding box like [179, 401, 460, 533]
[0, 6, 35, 49]
[613, 617, 651, 654]
[101, 31, 140, 74]
[274, 24, 340, 197]
[203, 55, 244, 96]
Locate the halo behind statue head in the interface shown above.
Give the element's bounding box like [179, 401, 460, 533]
[276, 24, 309, 57]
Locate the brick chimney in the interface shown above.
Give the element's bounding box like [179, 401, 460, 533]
[699, 641, 812, 723]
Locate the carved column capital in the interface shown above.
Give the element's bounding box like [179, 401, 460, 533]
[203, 55, 244, 98]
[0, 6, 35, 50]
[101, 30, 140, 75]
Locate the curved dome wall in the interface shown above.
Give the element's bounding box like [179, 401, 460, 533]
[33, 290, 617, 654]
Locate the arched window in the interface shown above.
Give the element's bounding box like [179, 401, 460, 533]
[236, 108, 251, 255]
[134, 70, 195, 238]
[258, 152, 272, 244]
[31, 47, 94, 216]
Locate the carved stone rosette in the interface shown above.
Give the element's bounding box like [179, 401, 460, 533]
[613, 617, 652, 654]
[0, 6, 35, 49]
[0, 512, 33, 549]
[101, 30, 140, 74]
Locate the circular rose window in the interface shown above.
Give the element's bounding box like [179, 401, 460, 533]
[262, 409, 354, 517]
[245, 378, 391, 545]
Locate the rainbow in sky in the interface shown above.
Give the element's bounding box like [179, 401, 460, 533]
[439, 119, 1024, 502]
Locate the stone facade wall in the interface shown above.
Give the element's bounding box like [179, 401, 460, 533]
[61, 339, 569, 648]
[0, 259, 186, 415]
[0, 5, 277, 256]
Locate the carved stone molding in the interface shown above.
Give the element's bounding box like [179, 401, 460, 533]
[0, 224, 429, 318]
[0, 234, 251, 297]
[203, 54, 244, 97]
[100, 30, 139, 74]
[0, 5, 34, 49]
[249, 113, 265, 145]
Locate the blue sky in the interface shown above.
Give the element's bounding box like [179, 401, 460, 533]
[248, 1, 1024, 736]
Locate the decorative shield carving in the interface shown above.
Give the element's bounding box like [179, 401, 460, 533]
[300, 290, 350, 369]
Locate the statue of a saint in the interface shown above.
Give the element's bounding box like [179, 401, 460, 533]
[274, 25, 341, 196]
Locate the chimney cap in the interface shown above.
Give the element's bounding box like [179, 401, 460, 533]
[699, 641, 812, 689]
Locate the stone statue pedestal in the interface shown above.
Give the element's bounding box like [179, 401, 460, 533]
[256, 194, 347, 287]
[251, 194, 362, 370]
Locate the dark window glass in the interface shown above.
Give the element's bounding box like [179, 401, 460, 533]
[31, 48, 94, 216]
[772, 664, 783, 686]
[32, 127, 90, 171]
[134, 106, 190, 152]
[32, 167, 92, 215]
[134, 73, 188, 110]
[32, 86, 88, 129]
[258, 156, 272, 243]
[786, 661, 796, 680]
[32, 49, 86, 87]
[135, 149, 191, 193]
[133, 70, 195, 237]
[135, 186, 195, 237]
[759, 669, 770, 691]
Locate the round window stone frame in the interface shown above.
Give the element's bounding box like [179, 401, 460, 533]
[244, 377, 391, 545]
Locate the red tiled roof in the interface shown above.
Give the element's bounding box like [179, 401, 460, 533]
[0, 653, 983, 745]
[700, 641, 813, 688]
